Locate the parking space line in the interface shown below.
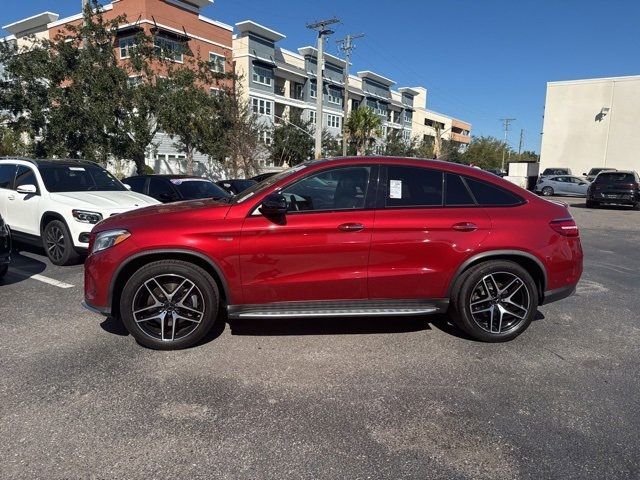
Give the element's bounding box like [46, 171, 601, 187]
[10, 268, 75, 289]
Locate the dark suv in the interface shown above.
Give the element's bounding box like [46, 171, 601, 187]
[0, 214, 10, 279]
[123, 175, 230, 203]
[586, 171, 640, 209]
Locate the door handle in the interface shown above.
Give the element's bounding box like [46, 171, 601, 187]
[7, 195, 15, 201]
[452, 222, 477, 232]
[338, 223, 365, 232]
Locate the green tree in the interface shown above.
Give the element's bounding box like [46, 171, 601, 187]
[345, 107, 382, 156]
[384, 129, 416, 157]
[270, 110, 314, 166]
[461, 136, 512, 168]
[414, 136, 435, 159]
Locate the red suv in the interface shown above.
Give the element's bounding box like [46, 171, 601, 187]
[83, 158, 583, 349]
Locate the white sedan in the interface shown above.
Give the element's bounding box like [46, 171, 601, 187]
[535, 175, 591, 197]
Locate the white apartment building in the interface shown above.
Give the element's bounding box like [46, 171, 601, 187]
[540, 75, 640, 175]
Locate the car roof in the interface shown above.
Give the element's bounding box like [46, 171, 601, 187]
[0, 157, 99, 167]
[598, 170, 635, 174]
[125, 174, 210, 180]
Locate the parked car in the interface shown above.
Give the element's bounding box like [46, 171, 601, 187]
[123, 175, 230, 203]
[535, 175, 590, 197]
[0, 213, 10, 279]
[485, 168, 506, 177]
[583, 167, 616, 182]
[215, 179, 257, 195]
[540, 167, 572, 177]
[586, 170, 640, 209]
[251, 172, 278, 183]
[84, 157, 583, 350]
[0, 158, 159, 266]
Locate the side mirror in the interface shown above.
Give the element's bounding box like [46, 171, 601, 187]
[123, 183, 132, 191]
[582, 173, 587, 176]
[16, 184, 37, 194]
[259, 193, 288, 217]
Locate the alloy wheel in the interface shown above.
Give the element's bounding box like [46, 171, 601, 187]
[468, 272, 531, 334]
[132, 274, 205, 342]
[45, 225, 65, 263]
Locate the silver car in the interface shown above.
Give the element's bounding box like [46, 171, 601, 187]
[535, 175, 590, 197]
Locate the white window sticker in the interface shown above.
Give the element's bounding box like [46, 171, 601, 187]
[389, 179, 403, 199]
[69, 167, 85, 171]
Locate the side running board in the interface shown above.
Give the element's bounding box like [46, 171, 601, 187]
[227, 299, 449, 320]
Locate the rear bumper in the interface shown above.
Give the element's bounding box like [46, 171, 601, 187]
[541, 284, 577, 305]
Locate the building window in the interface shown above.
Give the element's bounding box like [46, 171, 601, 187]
[260, 130, 273, 146]
[402, 130, 411, 141]
[154, 36, 185, 63]
[293, 83, 304, 100]
[308, 110, 317, 124]
[404, 111, 413, 123]
[251, 98, 273, 116]
[209, 52, 225, 73]
[119, 37, 136, 59]
[252, 66, 273, 86]
[326, 114, 341, 129]
[366, 99, 377, 111]
[310, 80, 317, 99]
[127, 75, 143, 87]
[328, 87, 342, 105]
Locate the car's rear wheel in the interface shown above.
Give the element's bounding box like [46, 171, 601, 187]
[541, 186, 554, 196]
[43, 220, 80, 266]
[451, 260, 538, 342]
[119, 260, 219, 350]
[0, 264, 7, 279]
[585, 200, 597, 208]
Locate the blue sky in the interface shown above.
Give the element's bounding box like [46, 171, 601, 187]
[2, 0, 639, 153]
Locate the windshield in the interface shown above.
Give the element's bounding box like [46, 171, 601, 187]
[40, 164, 126, 192]
[233, 163, 312, 203]
[595, 173, 635, 184]
[171, 178, 230, 200]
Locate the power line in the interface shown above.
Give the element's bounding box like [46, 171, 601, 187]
[306, 17, 340, 159]
[337, 33, 364, 156]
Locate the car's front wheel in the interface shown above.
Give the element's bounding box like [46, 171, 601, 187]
[119, 260, 219, 350]
[451, 260, 539, 342]
[541, 186, 554, 196]
[42, 220, 80, 266]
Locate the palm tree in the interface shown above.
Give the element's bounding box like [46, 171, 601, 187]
[345, 107, 382, 156]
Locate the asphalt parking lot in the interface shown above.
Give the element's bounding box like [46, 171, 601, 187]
[0, 198, 638, 480]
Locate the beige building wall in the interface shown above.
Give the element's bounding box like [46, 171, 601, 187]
[540, 75, 640, 175]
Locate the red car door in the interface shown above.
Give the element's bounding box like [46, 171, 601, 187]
[368, 166, 491, 300]
[239, 165, 377, 305]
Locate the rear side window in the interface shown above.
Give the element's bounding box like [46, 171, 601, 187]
[445, 174, 475, 206]
[124, 177, 146, 193]
[465, 178, 523, 206]
[0, 164, 16, 189]
[386, 166, 443, 207]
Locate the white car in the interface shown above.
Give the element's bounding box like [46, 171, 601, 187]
[535, 175, 590, 197]
[0, 158, 159, 265]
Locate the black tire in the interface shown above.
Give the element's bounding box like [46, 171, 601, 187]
[119, 259, 219, 350]
[585, 200, 597, 208]
[450, 260, 539, 342]
[541, 186, 554, 196]
[0, 264, 7, 279]
[42, 220, 80, 266]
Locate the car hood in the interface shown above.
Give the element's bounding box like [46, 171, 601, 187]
[93, 198, 232, 233]
[49, 191, 159, 211]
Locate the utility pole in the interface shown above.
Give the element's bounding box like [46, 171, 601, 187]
[337, 33, 364, 157]
[500, 118, 515, 170]
[82, 0, 89, 48]
[307, 17, 339, 159]
[518, 128, 524, 156]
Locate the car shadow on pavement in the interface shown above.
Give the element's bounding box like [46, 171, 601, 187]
[429, 310, 546, 341]
[0, 248, 47, 287]
[569, 201, 634, 210]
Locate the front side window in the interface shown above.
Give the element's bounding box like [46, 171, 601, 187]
[149, 178, 177, 200]
[281, 166, 372, 212]
[386, 166, 443, 208]
[252, 66, 273, 86]
[465, 178, 523, 206]
[124, 177, 146, 193]
[39, 165, 126, 193]
[209, 52, 225, 73]
[0, 164, 16, 189]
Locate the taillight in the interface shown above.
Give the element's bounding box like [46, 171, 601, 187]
[550, 218, 579, 237]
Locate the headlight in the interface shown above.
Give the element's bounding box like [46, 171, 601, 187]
[92, 229, 130, 254]
[73, 209, 103, 224]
